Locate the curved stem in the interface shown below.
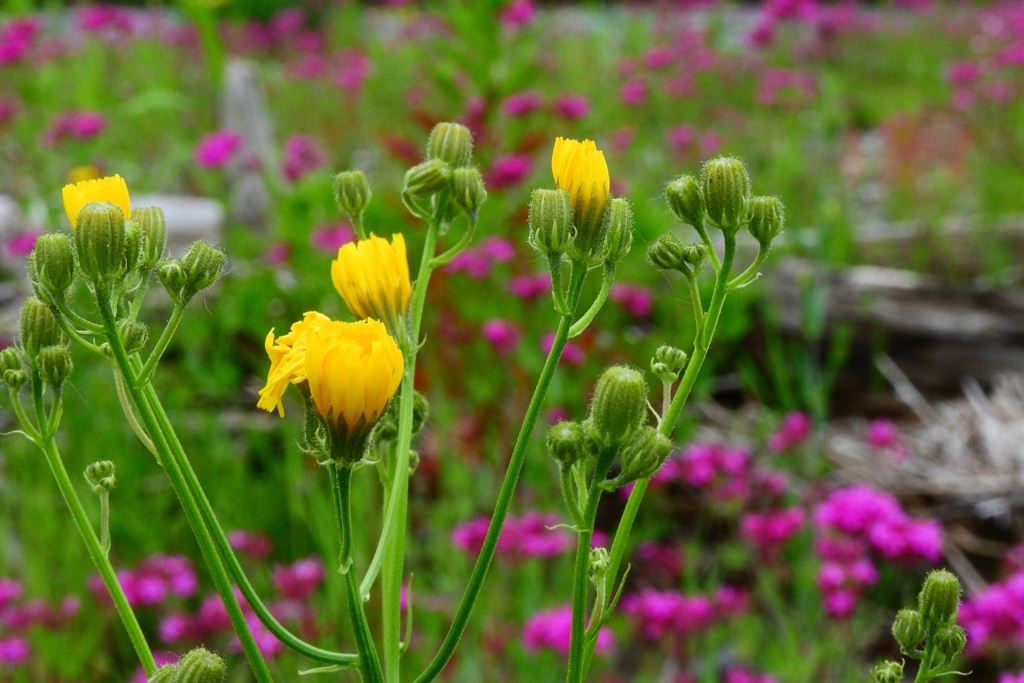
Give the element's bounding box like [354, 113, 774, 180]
[687, 273, 704, 333]
[693, 221, 721, 271]
[568, 262, 616, 339]
[428, 214, 476, 267]
[37, 433, 156, 675]
[112, 370, 158, 460]
[726, 242, 769, 291]
[135, 304, 184, 387]
[8, 388, 41, 443]
[412, 267, 588, 683]
[52, 295, 104, 334]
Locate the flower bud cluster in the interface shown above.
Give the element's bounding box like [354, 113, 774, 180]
[150, 647, 227, 683]
[159, 241, 226, 305]
[84, 461, 116, 493]
[403, 122, 487, 220]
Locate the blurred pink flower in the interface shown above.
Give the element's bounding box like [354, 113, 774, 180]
[282, 134, 327, 182]
[501, 90, 544, 118]
[620, 80, 648, 106]
[666, 125, 697, 151]
[643, 46, 675, 70]
[551, 94, 590, 120]
[228, 529, 275, 561]
[0, 637, 30, 665]
[272, 557, 325, 601]
[609, 126, 635, 153]
[508, 272, 552, 301]
[767, 411, 811, 452]
[195, 130, 244, 168]
[946, 61, 981, 88]
[445, 237, 516, 279]
[698, 132, 723, 157]
[0, 17, 42, 65]
[485, 153, 534, 190]
[2, 230, 43, 259]
[610, 283, 654, 319]
[523, 605, 614, 656]
[264, 242, 291, 265]
[43, 111, 106, 145]
[542, 333, 585, 367]
[311, 222, 355, 254]
[865, 419, 897, 448]
[500, 0, 536, 28]
[740, 507, 806, 556]
[481, 318, 522, 355]
[0, 579, 23, 610]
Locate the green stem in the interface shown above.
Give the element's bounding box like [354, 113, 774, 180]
[135, 304, 184, 387]
[687, 273, 704, 332]
[96, 289, 275, 683]
[428, 214, 476, 267]
[8, 388, 41, 443]
[412, 268, 588, 683]
[726, 243, 769, 290]
[914, 641, 936, 683]
[37, 435, 156, 675]
[98, 489, 111, 556]
[332, 464, 385, 683]
[568, 262, 616, 339]
[694, 221, 721, 271]
[548, 254, 569, 316]
[52, 295, 104, 334]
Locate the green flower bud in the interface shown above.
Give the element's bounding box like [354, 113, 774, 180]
[174, 647, 227, 683]
[122, 219, 144, 273]
[547, 420, 587, 466]
[84, 460, 116, 493]
[32, 233, 75, 295]
[74, 201, 127, 282]
[158, 260, 187, 301]
[404, 159, 452, 199]
[933, 624, 967, 660]
[450, 167, 487, 216]
[3, 369, 28, 391]
[180, 242, 226, 298]
[0, 348, 22, 375]
[118, 319, 150, 354]
[412, 391, 430, 435]
[148, 664, 177, 683]
[892, 609, 925, 652]
[132, 207, 167, 268]
[334, 170, 372, 222]
[651, 345, 687, 382]
[602, 197, 633, 264]
[700, 157, 750, 232]
[426, 122, 473, 168]
[747, 196, 785, 246]
[682, 244, 708, 270]
[918, 570, 961, 629]
[588, 546, 610, 585]
[870, 660, 904, 683]
[20, 297, 63, 358]
[618, 426, 673, 484]
[646, 233, 686, 271]
[529, 189, 575, 257]
[585, 365, 648, 450]
[665, 174, 705, 228]
[37, 345, 72, 390]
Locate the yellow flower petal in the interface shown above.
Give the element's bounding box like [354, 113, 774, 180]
[257, 311, 331, 417]
[331, 233, 411, 330]
[62, 174, 131, 229]
[551, 137, 610, 222]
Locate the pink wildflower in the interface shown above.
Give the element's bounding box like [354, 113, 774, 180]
[282, 134, 327, 182]
[620, 80, 648, 106]
[195, 130, 244, 168]
[228, 529, 275, 561]
[481, 319, 522, 355]
[310, 223, 355, 254]
[0, 637, 30, 665]
[551, 94, 590, 120]
[272, 557, 325, 601]
[508, 272, 552, 301]
[523, 605, 614, 656]
[500, 0, 536, 28]
[485, 153, 534, 190]
[501, 90, 544, 118]
[542, 333, 585, 367]
[610, 283, 654, 319]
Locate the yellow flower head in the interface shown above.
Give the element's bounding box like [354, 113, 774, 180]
[304, 318, 404, 434]
[331, 233, 411, 332]
[551, 138, 611, 261]
[62, 174, 131, 229]
[257, 311, 331, 417]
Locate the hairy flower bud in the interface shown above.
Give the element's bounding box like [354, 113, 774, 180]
[180, 242, 226, 298]
[547, 420, 587, 466]
[870, 660, 904, 683]
[426, 122, 473, 168]
[618, 426, 673, 484]
[122, 219, 144, 273]
[646, 233, 686, 271]
[450, 167, 487, 216]
[334, 170, 372, 223]
[700, 157, 750, 231]
[918, 570, 962, 629]
[0, 348, 21, 375]
[892, 609, 925, 652]
[118, 320, 150, 354]
[682, 244, 708, 270]
[585, 366, 648, 450]
[933, 624, 967, 660]
[651, 345, 688, 383]
[20, 297, 63, 359]
[175, 647, 227, 683]
[529, 189, 575, 256]
[37, 345, 72, 390]
[132, 207, 167, 268]
[32, 233, 75, 295]
[3, 369, 28, 391]
[603, 197, 633, 264]
[747, 195, 785, 246]
[74, 201, 127, 282]
[411, 391, 430, 436]
[84, 460, 116, 493]
[158, 260, 187, 301]
[404, 159, 452, 199]
[665, 174, 704, 228]
[148, 665, 177, 683]
[588, 546, 610, 585]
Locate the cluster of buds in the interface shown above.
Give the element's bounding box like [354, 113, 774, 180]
[84, 461, 117, 493]
[401, 122, 487, 223]
[872, 570, 967, 683]
[650, 345, 688, 384]
[150, 647, 227, 683]
[0, 297, 72, 396]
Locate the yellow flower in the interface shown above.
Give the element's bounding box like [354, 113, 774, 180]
[257, 311, 331, 417]
[62, 175, 131, 229]
[551, 137, 610, 226]
[331, 233, 411, 332]
[304, 318, 404, 434]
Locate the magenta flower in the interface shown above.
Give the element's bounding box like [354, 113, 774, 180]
[501, 90, 544, 118]
[610, 283, 654, 319]
[523, 605, 614, 656]
[446, 237, 516, 279]
[2, 230, 43, 259]
[68, 111, 106, 140]
[698, 132, 723, 157]
[542, 333, 585, 367]
[481, 319, 522, 355]
[263, 242, 291, 265]
[310, 222, 355, 254]
[195, 130, 244, 168]
[228, 529, 275, 561]
[643, 46, 675, 71]
[0, 579, 23, 610]
[0, 17, 42, 65]
[499, 0, 536, 28]
[666, 125, 697, 151]
[452, 512, 571, 560]
[0, 637, 30, 665]
[946, 61, 981, 88]
[740, 507, 806, 556]
[766, 411, 811, 452]
[622, 589, 716, 641]
[551, 94, 590, 120]
[634, 541, 684, 582]
[507, 272, 551, 301]
[865, 419, 897, 448]
[77, 4, 135, 35]
[272, 557, 325, 600]
[282, 134, 327, 182]
[485, 153, 534, 190]
[620, 80, 648, 106]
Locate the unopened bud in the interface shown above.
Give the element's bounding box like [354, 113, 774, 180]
[547, 420, 587, 466]
[651, 346, 687, 382]
[118, 320, 150, 354]
[175, 647, 227, 683]
[3, 369, 28, 390]
[412, 391, 430, 435]
[933, 624, 967, 659]
[180, 242, 226, 298]
[426, 122, 473, 168]
[646, 233, 686, 271]
[665, 175, 705, 228]
[74, 201, 127, 282]
[132, 207, 167, 268]
[122, 219, 144, 273]
[618, 426, 673, 484]
[334, 170, 372, 222]
[0, 348, 21, 374]
[37, 345, 72, 389]
[84, 461, 116, 493]
[602, 197, 633, 264]
[918, 570, 961, 629]
[529, 189, 575, 256]
[870, 660, 904, 683]
[32, 233, 75, 294]
[585, 366, 648, 450]
[158, 260, 187, 301]
[700, 157, 750, 231]
[892, 609, 925, 652]
[20, 297, 63, 358]
[747, 196, 785, 246]
[682, 244, 708, 270]
[588, 546, 610, 585]
[404, 159, 452, 199]
[450, 167, 487, 216]
[148, 665, 177, 683]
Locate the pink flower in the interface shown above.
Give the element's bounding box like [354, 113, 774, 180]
[740, 508, 806, 556]
[0, 637, 30, 665]
[635, 541, 683, 582]
[0, 579, 23, 610]
[499, 0, 536, 28]
[747, 18, 776, 48]
[946, 61, 981, 88]
[2, 230, 43, 259]
[620, 80, 648, 106]
[195, 130, 244, 168]
[481, 319, 522, 355]
[523, 605, 614, 656]
[452, 512, 571, 559]
[609, 126, 635, 153]
[551, 94, 590, 120]
[158, 612, 194, 643]
[311, 223, 355, 254]
[272, 557, 325, 600]
[451, 517, 489, 555]
[282, 134, 327, 182]
[666, 125, 697, 151]
[485, 153, 534, 190]
[68, 111, 106, 140]
[228, 529, 275, 561]
[622, 589, 716, 641]
[501, 90, 544, 118]
[865, 419, 897, 448]
[610, 283, 654, 319]
[0, 17, 41, 65]
[264, 242, 291, 265]
[507, 272, 551, 301]
[767, 412, 811, 452]
[446, 237, 516, 279]
[542, 333, 585, 367]
[77, 4, 135, 35]
[698, 132, 723, 157]
[643, 46, 675, 71]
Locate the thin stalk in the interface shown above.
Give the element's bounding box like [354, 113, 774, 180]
[412, 268, 588, 683]
[96, 289, 275, 683]
[8, 388, 41, 443]
[332, 464, 385, 683]
[37, 435, 156, 675]
[568, 262, 616, 338]
[98, 489, 111, 556]
[693, 221, 721, 271]
[686, 274, 704, 332]
[127, 270, 151, 321]
[52, 295, 104, 334]
[112, 370, 158, 459]
[135, 304, 184, 387]
[727, 243, 769, 290]
[914, 641, 936, 683]
[429, 214, 477, 267]
[548, 254, 569, 316]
